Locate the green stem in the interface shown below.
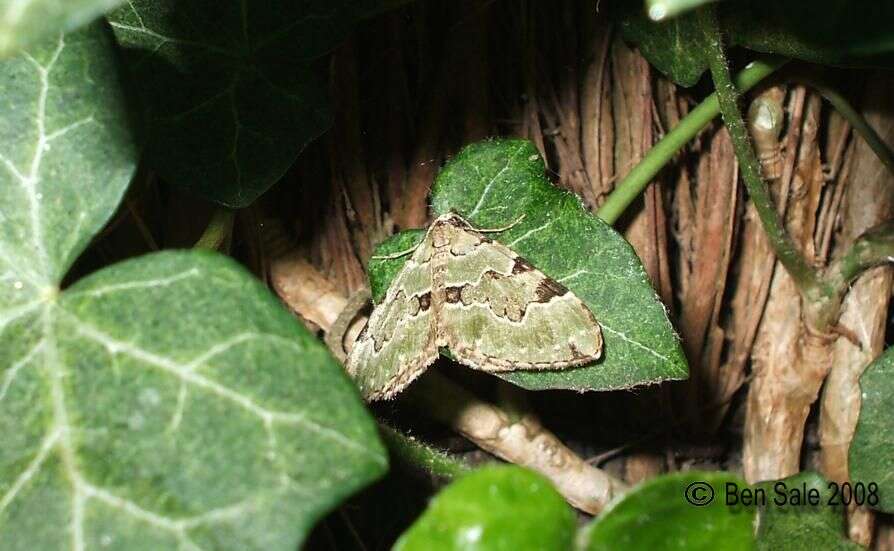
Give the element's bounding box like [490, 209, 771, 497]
[700, 9, 820, 293]
[596, 56, 788, 225]
[194, 208, 235, 250]
[829, 221, 894, 288]
[790, 71, 894, 178]
[379, 424, 470, 479]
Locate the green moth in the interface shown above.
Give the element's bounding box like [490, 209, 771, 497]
[347, 213, 603, 400]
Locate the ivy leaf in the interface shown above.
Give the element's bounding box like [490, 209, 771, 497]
[618, 0, 894, 83]
[0, 0, 125, 57]
[724, 1, 894, 68]
[754, 472, 862, 550]
[393, 466, 576, 551]
[616, 5, 709, 87]
[850, 346, 894, 513]
[107, 0, 399, 208]
[579, 471, 755, 550]
[0, 27, 386, 550]
[0, 24, 137, 291]
[369, 139, 687, 392]
[369, 229, 426, 304]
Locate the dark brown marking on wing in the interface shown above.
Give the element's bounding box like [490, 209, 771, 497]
[568, 342, 586, 360]
[445, 286, 464, 303]
[535, 278, 569, 302]
[512, 257, 535, 274]
[446, 215, 471, 229]
[418, 292, 432, 312]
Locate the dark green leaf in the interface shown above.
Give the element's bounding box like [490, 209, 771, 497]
[617, 6, 709, 87]
[580, 471, 755, 550]
[0, 0, 125, 57]
[369, 229, 425, 304]
[618, 1, 894, 88]
[108, 0, 399, 207]
[850, 346, 894, 513]
[754, 472, 862, 550]
[369, 139, 687, 392]
[0, 27, 387, 550]
[724, 2, 894, 69]
[393, 465, 576, 551]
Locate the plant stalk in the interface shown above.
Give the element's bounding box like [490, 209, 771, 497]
[596, 56, 788, 225]
[699, 11, 821, 296]
[195, 208, 235, 250]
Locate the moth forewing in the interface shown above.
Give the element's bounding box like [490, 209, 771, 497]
[346, 237, 438, 400]
[434, 219, 602, 371]
[347, 212, 603, 400]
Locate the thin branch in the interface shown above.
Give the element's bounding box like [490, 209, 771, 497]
[596, 56, 787, 225]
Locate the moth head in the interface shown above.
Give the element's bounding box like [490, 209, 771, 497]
[433, 211, 472, 230]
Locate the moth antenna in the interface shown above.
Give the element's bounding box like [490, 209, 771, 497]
[371, 243, 421, 260]
[477, 213, 527, 233]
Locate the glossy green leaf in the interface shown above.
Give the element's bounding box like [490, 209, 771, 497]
[580, 471, 755, 550]
[107, 0, 397, 208]
[369, 229, 426, 304]
[724, 1, 894, 69]
[754, 472, 862, 550]
[850, 346, 894, 513]
[619, 0, 894, 86]
[0, 23, 136, 291]
[615, 1, 710, 87]
[369, 139, 687, 392]
[393, 466, 576, 551]
[0, 0, 125, 57]
[0, 28, 387, 551]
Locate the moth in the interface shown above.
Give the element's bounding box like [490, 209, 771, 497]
[346, 212, 603, 400]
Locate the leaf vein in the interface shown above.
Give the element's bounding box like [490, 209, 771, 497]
[468, 142, 527, 218]
[599, 322, 670, 362]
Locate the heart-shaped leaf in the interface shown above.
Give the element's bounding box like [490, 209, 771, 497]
[107, 0, 400, 208]
[393, 465, 576, 551]
[0, 26, 387, 550]
[0, 0, 126, 57]
[579, 471, 755, 550]
[850, 346, 894, 513]
[369, 139, 687, 392]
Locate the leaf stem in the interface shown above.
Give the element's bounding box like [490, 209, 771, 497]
[194, 208, 235, 250]
[596, 56, 787, 225]
[828, 221, 894, 291]
[700, 9, 820, 293]
[379, 424, 470, 479]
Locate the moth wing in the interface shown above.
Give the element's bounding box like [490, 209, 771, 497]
[346, 240, 438, 400]
[440, 236, 602, 372]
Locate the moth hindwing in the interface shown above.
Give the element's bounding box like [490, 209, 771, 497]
[346, 212, 603, 400]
